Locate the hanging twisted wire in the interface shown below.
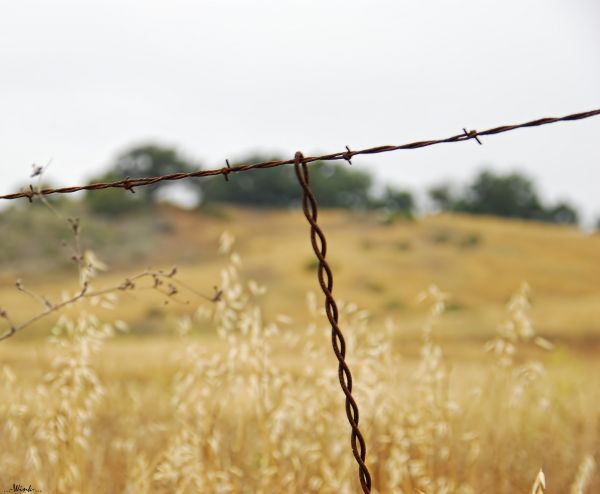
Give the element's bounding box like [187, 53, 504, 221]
[293, 151, 372, 493]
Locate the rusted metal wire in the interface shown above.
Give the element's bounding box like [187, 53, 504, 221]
[293, 151, 372, 493]
[1, 107, 599, 201]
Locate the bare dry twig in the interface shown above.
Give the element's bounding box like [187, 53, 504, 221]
[0, 270, 222, 341]
[0, 175, 220, 342]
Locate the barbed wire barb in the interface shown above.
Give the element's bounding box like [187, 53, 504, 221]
[463, 127, 483, 145]
[1, 107, 598, 201]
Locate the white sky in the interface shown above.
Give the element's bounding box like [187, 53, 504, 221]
[1, 1, 599, 220]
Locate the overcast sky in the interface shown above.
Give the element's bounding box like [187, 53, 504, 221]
[1, 1, 599, 221]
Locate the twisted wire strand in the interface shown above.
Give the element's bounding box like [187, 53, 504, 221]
[1, 107, 599, 201]
[293, 151, 372, 493]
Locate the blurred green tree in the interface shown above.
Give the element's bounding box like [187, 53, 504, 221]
[370, 186, 415, 216]
[428, 183, 454, 211]
[84, 144, 200, 215]
[543, 202, 579, 225]
[201, 154, 381, 210]
[112, 144, 198, 204]
[458, 171, 545, 219]
[428, 169, 579, 225]
[84, 172, 145, 217]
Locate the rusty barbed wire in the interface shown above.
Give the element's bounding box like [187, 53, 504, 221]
[1, 107, 599, 201]
[293, 151, 372, 493]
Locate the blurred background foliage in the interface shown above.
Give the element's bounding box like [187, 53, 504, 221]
[428, 170, 579, 225]
[3, 142, 593, 275]
[71, 143, 586, 226]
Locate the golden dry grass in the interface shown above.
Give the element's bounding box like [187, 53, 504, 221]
[1, 208, 599, 492]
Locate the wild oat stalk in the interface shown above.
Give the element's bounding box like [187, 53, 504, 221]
[531, 469, 546, 494]
[570, 455, 596, 494]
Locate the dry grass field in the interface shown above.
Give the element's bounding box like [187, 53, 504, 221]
[1, 206, 599, 493]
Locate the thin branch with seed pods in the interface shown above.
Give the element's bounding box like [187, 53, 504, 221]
[0, 270, 222, 341]
[1, 171, 221, 342]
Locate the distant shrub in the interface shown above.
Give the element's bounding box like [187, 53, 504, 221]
[395, 240, 412, 251]
[377, 210, 414, 226]
[363, 279, 385, 293]
[429, 230, 452, 244]
[361, 239, 375, 250]
[459, 232, 481, 248]
[84, 172, 145, 217]
[305, 258, 320, 272]
[445, 302, 464, 312]
[385, 298, 405, 310]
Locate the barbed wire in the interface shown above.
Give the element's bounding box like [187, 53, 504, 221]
[294, 151, 372, 493]
[1, 107, 599, 202]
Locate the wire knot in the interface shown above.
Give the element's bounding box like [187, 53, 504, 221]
[343, 145, 353, 165]
[123, 177, 136, 194]
[294, 151, 304, 166]
[463, 128, 482, 145]
[223, 159, 232, 181]
[24, 185, 35, 203]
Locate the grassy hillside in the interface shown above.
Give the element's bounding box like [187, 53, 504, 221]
[1, 204, 599, 345]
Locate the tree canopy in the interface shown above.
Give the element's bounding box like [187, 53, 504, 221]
[83, 143, 580, 226]
[84, 144, 198, 215]
[112, 144, 198, 203]
[201, 155, 377, 209]
[85, 146, 415, 215]
[84, 171, 145, 217]
[429, 170, 579, 225]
